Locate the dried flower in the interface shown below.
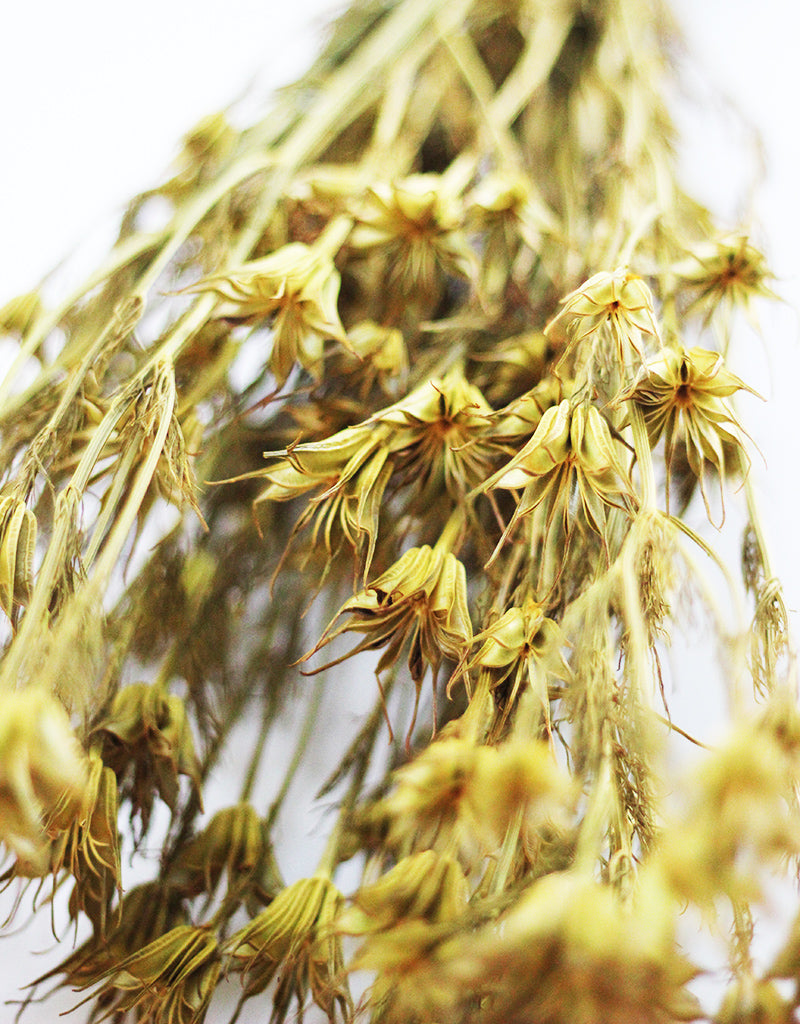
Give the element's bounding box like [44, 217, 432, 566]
[336, 319, 408, 396]
[302, 543, 472, 739]
[378, 366, 494, 498]
[168, 802, 281, 909]
[338, 851, 469, 1020]
[359, 735, 570, 858]
[46, 881, 188, 990]
[442, 870, 700, 1024]
[482, 399, 636, 564]
[546, 268, 660, 380]
[716, 978, 793, 1024]
[186, 241, 349, 384]
[467, 171, 556, 301]
[76, 924, 220, 1024]
[92, 682, 202, 839]
[227, 874, 350, 1022]
[339, 850, 469, 935]
[675, 234, 775, 334]
[350, 174, 476, 293]
[62, 749, 122, 936]
[458, 597, 570, 731]
[0, 496, 36, 626]
[656, 712, 800, 908]
[0, 688, 89, 871]
[621, 345, 759, 519]
[257, 420, 391, 578]
[0, 1, 789, 1020]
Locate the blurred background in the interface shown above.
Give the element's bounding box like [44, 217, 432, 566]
[1, 0, 799, 1018]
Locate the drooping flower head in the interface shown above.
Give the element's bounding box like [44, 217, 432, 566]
[302, 543, 472, 742]
[482, 399, 636, 572]
[186, 241, 350, 385]
[227, 875, 350, 1024]
[457, 598, 570, 734]
[0, 687, 89, 871]
[349, 174, 476, 296]
[621, 345, 759, 521]
[547, 269, 660, 393]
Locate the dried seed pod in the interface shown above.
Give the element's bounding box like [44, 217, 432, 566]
[360, 734, 570, 858]
[0, 496, 36, 623]
[227, 874, 351, 1022]
[547, 268, 659, 360]
[76, 924, 220, 1024]
[185, 240, 350, 385]
[92, 682, 202, 839]
[63, 750, 122, 937]
[338, 851, 470, 1019]
[439, 870, 700, 1024]
[674, 233, 776, 333]
[167, 802, 281, 908]
[0, 687, 89, 870]
[302, 543, 472, 741]
[340, 850, 469, 935]
[349, 174, 476, 293]
[482, 398, 636, 566]
[457, 597, 569, 731]
[621, 345, 759, 521]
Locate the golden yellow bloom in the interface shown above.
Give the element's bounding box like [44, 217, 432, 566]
[92, 682, 202, 840]
[656, 715, 800, 908]
[546, 268, 659, 374]
[186, 241, 349, 385]
[32, 881, 188, 997]
[622, 345, 759, 519]
[227, 874, 350, 1023]
[350, 174, 475, 292]
[257, 369, 493, 580]
[303, 544, 472, 739]
[335, 319, 409, 397]
[467, 170, 556, 302]
[468, 170, 532, 218]
[0, 687, 89, 871]
[482, 399, 636, 562]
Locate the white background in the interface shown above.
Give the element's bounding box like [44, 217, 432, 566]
[2, 0, 800, 1019]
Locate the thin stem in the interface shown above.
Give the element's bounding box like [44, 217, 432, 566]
[265, 673, 326, 830]
[629, 402, 657, 511]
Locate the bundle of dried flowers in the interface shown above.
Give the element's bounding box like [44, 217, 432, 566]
[0, 1, 794, 1022]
